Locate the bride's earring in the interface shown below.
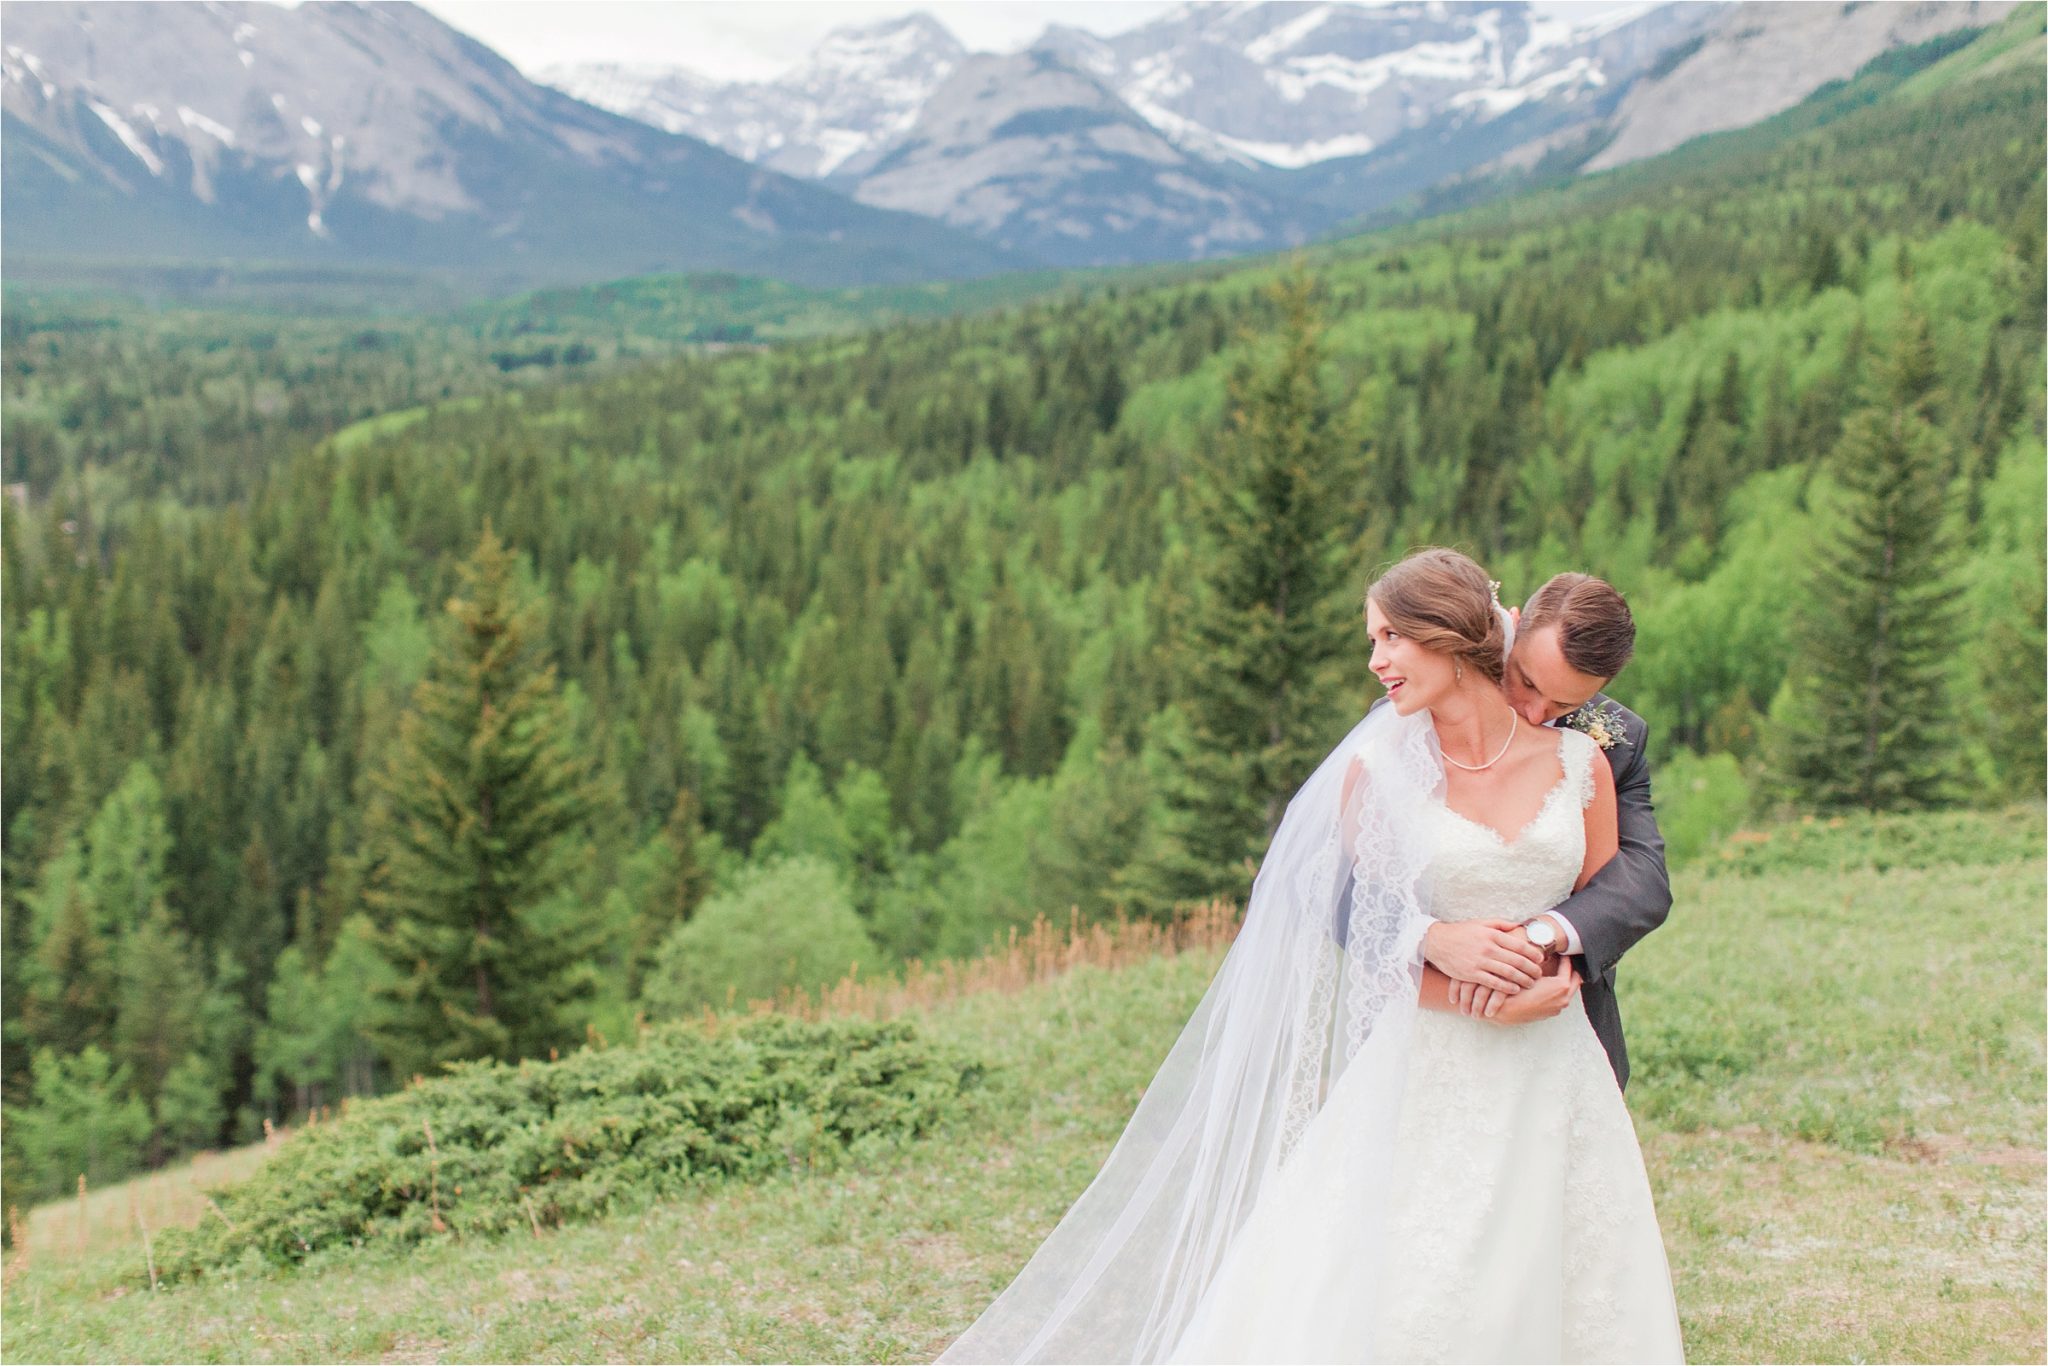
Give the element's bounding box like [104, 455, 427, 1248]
[1455, 659, 1464, 682]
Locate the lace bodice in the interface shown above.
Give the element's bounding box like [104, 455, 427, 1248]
[1417, 726, 1598, 925]
[1166, 719, 1682, 1366]
[1161, 720, 1683, 1366]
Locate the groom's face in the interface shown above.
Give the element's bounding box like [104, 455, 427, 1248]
[1503, 624, 1608, 726]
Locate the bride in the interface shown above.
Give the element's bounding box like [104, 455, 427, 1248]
[935, 548, 1683, 1364]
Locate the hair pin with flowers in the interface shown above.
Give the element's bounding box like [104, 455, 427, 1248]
[1486, 579, 1516, 653]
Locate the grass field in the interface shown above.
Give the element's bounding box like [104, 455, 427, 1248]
[3, 806, 2041, 1364]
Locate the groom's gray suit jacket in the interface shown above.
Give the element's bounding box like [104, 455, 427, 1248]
[1363, 692, 1671, 1090]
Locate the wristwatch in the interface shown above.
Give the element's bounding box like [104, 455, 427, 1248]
[1522, 918, 1560, 957]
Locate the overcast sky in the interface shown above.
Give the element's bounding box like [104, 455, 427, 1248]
[412, 1, 1653, 82]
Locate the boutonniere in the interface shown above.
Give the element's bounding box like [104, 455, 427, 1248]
[1561, 699, 1632, 752]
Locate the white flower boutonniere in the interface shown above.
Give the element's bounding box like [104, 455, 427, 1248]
[1561, 699, 1632, 752]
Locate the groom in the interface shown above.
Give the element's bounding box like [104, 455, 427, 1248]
[1414, 571, 1671, 1091]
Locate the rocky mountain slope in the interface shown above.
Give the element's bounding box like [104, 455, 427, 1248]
[1030, 0, 1711, 170]
[828, 49, 1306, 266]
[1582, 0, 2020, 172]
[0, 1, 1017, 287]
[546, 1, 1732, 267]
[7, 0, 2025, 282]
[544, 0, 2028, 267]
[557, 2, 1718, 180]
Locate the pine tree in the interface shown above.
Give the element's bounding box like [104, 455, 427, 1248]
[254, 942, 332, 1114]
[1976, 571, 2048, 800]
[20, 878, 114, 1058]
[1782, 307, 1965, 810]
[360, 522, 612, 1074]
[627, 786, 714, 998]
[111, 900, 206, 1118]
[14, 1046, 151, 1197]
[81, 760, 175, 942]
[1139, 271, 1363, 911]
[174, 947, 253, 1147]
[156, 1051, 225, 1154]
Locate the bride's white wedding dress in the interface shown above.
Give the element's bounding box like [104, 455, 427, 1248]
[1165, 727, 1683, 1364]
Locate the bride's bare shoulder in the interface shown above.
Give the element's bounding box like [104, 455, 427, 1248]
[1505, 719, 1564, 768]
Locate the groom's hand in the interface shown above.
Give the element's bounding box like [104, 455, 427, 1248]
[1422, 919, 1545, 993]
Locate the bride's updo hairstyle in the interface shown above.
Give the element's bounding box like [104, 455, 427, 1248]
[1365, 547, 1508, 685]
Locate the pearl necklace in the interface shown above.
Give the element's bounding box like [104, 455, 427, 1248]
[1441, 712, 1518, 772]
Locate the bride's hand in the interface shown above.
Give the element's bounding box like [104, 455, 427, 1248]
[1422, 919, 1545, 993]
[1488, 960, 1582, 1026]
[1451, 980, 1515, 1018]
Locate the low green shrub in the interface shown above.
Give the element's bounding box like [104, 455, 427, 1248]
[153, 1014, 983, 1280]
[1708, 803, 2043, 875]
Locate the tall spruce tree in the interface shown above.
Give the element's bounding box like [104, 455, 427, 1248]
[20, 878, 113, 1059]
[628, 785, 713, 997]
[14, 1046, 151, 1197]
[1782, 306, 1964, 810]
[111, 900, 205, 1117]
[361, 522, 612, 1074]
[1139, 271, 1362, 911]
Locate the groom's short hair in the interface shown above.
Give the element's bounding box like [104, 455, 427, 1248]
[1522, 573, 1635, 680]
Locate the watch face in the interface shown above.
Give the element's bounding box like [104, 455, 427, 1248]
[1526, 921, 1556, 949]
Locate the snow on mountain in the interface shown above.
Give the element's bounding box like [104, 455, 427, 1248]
[0, 0, 1016, 286]
[1048, 1, 1716, 171]
[533, 0, 1733, 263]
[835, 48, 1306, 267]
[15, 0, 2010, 281]
[540, 13, 965, 178]
[551, 3, 1724, 187]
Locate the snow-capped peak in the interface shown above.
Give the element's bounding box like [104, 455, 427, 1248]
[546, 1, 1726, 180]
[545, 7, 966, 179]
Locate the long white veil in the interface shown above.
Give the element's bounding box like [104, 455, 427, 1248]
[936, 702, 1446, 1363]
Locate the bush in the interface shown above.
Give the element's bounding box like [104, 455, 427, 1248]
[1706, 802, 2043, 876]
[640, 856, 883, 1016]
[152, 1013, 982, 1280]
[1657, 749, 1753, 865]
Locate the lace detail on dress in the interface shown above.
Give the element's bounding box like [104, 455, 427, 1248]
[1364, 722, 1680, 1363]
[1562, 1070, 1631, 1358]
[1278, 830, 1343, 1161]
[1417, 730, 1584, 926]
[1562, 724, 1599, 811]
[1164, 717, 1684, 1366]
[1278, 714, 1437, 1167]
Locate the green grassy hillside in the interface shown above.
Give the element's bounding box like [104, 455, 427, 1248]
[4, 805, 2039, 1363]
[2, 9, 2041, 1275]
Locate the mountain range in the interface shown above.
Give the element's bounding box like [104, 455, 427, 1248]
[551, 0, 2019, 262]
[550, 4, 1695, 182]
[0, 0, 1018, 289]
[545, 0, 1722, 263]
[2, 0, 2021, 287]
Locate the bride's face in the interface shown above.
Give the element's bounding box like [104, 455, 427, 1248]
[1366, 597, 1458, 715]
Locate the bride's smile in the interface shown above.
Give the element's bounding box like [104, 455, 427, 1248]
[1367, 597, 1457, 715]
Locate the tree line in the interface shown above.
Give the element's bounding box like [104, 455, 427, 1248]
[1, 45, 2040, 1203]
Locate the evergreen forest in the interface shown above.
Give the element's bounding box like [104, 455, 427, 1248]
[2, 17, 2042, 1205]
